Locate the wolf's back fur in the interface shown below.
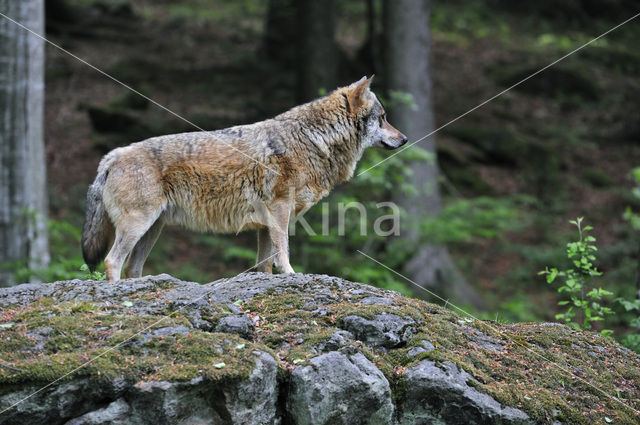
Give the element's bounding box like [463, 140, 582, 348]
[81, 77, 406, 280]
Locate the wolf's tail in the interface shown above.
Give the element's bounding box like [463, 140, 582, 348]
[81, 160, 114, 272]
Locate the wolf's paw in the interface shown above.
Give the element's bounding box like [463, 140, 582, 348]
[279, 265, 295, 274]
[249, 265, 273, 274]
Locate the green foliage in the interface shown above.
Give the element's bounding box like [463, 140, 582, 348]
[616, 298, 640, 352]
[386, 90, 418, 111]
[4, 219, 105, 283]
[431, 1, 511, 44]
[536, 33, 578, 49]
[421, 196, 526, 244]
[287, 142, 525, 296]
[625, 207, 640, 230]
[292, 196, 523, 296]
[539, 218, 613, 334]
[79, 264, 106, 281]
[497, 295, 544, 323]
[618, 167, 640, 351]
[356, 146, 433, 194]
[164, 0, 266, 26]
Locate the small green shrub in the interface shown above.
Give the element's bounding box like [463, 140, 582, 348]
[616, 298, 640, 352]
[539, 217, 613, 334]
[618, 167, 640, 351]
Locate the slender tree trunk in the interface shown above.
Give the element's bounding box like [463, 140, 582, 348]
[382, 0, 482, 307]
[295, 0, 337, 102]
[364, 0, 382, 74]
[263, 0, 297, 68]
[0, 0, 49, 286]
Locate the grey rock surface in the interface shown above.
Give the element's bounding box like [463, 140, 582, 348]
[0, 350, 278, 425]
[215, 314, 255, 340]
[318, 330, 354, 352]
[359, 296, 396, 306]
[465, 328, 504, 352]
[399, 360, 532, 425]
[342, 313, 416, 348]
[65, 398, 130, 425]
[223, 350, 279, 424]
[1, 273, 635, 424]
[288, 351, 393, 425]
[0, 379, 127, 425]
[407, 340, 437, 357]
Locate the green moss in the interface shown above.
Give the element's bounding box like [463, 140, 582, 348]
[45, 335, 84, 354]
[150, 332, 258, 382]
[0, 301, 265, 385]
[205, 284, 640, 423]
[388, 372, 408, 406]
[415, 350, 445, 362]
[383, 348, 412, 367]
[338, 303, 424, 323]
[286, 328, 338, 363]
[0, 332, 33, 354]
[2, 282, 638, 424]
[70, 302, 100, 314]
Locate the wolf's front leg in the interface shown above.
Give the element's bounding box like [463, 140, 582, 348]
[267, 202, 295, 274]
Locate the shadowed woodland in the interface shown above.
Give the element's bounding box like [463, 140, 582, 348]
[1, 0, 640, 351]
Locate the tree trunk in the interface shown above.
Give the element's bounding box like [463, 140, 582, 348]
[0, 0, 49, 286]
[295, 0, 337, 102]
[363, 0, 382, 75]
[263, 0, 297, 68]
[382, 0, 482, 307]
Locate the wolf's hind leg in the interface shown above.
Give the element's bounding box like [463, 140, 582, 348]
[124, 217, 165, 278]
[104, 212, 158, 282]
[255, 227, 274, 273]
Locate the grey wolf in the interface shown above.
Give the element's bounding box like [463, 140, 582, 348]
[81, 76, 407, 281]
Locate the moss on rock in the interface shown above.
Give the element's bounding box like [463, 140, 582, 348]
[0, 273, 638, 424]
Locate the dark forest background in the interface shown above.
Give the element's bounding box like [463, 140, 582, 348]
[2, 0, 640, 350]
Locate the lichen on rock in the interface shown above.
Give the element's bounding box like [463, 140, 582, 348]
[0, 273, 638, 424]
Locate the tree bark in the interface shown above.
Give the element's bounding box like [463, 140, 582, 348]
[382, 0, 482, 307]
[295, 0, 337, 103]
[362, 0, 382, 75]
[0, 0, 49, 286]
[263, 0, 297, 68]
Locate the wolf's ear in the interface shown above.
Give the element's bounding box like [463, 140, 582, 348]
[347, 75, 374, 115]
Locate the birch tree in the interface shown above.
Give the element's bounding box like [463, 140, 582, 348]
[0, 0, 49, 286]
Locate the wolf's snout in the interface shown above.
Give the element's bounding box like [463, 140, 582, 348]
[381, 119, 408, 149]
[380, 127, 408, 150]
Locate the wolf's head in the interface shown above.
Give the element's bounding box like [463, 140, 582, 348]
[345, 76, 408, 150]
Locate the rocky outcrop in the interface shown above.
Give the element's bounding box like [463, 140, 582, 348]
[0, 273, 638, 424]
[289, 351, 393, 425]
[400, 360, 530, 424]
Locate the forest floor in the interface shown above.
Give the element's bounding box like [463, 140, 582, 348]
[42, 1, 640, 329]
